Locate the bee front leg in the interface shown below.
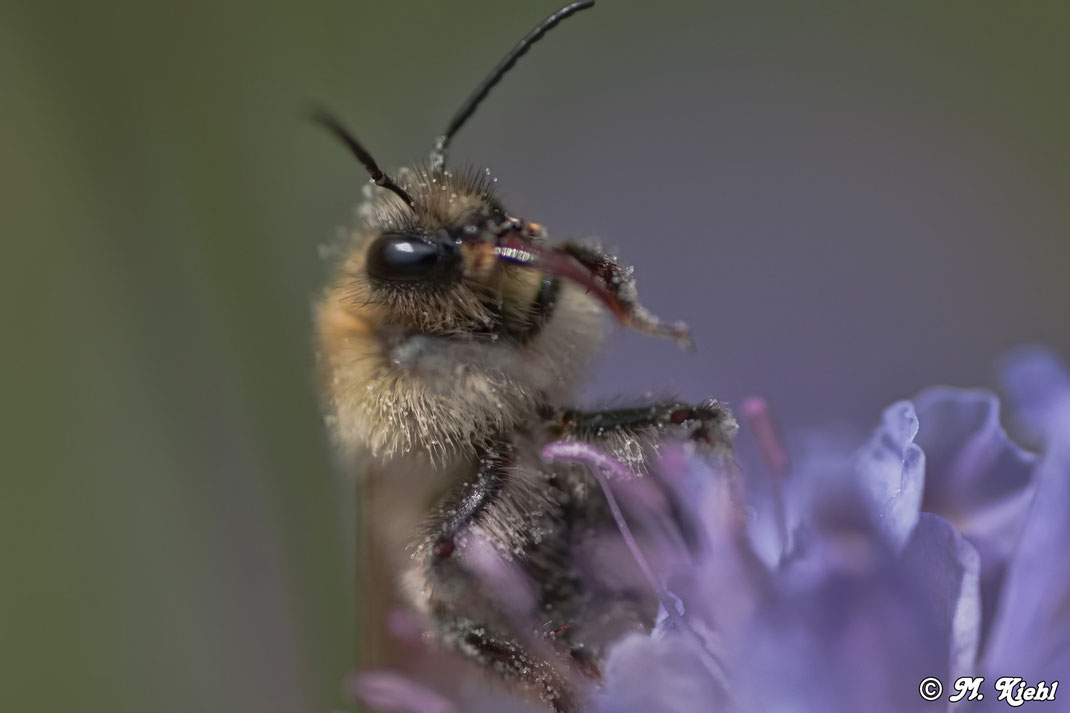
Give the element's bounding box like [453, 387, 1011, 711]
[554, 241, 693, 347]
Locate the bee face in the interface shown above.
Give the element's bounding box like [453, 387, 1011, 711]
[337, 167, 557, 339]
[362, 168, 505, 285]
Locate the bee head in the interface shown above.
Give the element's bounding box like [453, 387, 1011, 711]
[333, 163, 563, 337]
[313, 110, 690, 343]
[311, 1, 601, 334]
[313, 1, 688, 342]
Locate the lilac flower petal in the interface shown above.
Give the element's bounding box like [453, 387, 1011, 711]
[981, 437, 1070, 689]
[737, 542, 948, 713]
[648, 438, 970, 713]
[854, 400, 926, 551]
[900, 512, 981, 679]
[652, 446, 767, 660]
[910, 387, 1036, 646]
[741, 396, 790, 477]
[983, 349, 1070, 681]
[348, 670, 458, 713]
[913, 388, 1034, 519]
[645, 448, 945, 713]
[1000, 345, 1070, 440]
[595, 633, 729, 713]
[753, 426, 862, 568]
[737, 396, 792, 567]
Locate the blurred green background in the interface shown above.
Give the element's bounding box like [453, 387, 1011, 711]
[2, 1, 1068, 712]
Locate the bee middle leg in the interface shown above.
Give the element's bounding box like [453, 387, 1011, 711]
[547, 399, 738, 556]
[553, 398, 738, 454]
[434, 615, 579, 713]
[418, 444, 581, 712]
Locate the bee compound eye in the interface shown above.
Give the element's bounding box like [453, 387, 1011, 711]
[366, 232, 461, 283]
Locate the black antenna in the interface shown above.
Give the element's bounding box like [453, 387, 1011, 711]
[429, 1, 595, 172]
[310, 107, 416, 209]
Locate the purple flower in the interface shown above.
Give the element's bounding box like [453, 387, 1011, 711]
[590, 347, 1069, 713]
[350, 347, 1070, 712]
[981, 348, 1070, 695]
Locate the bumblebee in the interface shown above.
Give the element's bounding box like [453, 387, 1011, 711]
[314, 3, 737, 710]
